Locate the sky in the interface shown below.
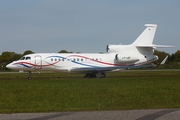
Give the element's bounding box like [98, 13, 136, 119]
[0, 0, 180, 54]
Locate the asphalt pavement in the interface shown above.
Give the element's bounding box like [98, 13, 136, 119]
[0, 109, 180, 120]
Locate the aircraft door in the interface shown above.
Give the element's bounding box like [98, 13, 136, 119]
[35, 55, 42, 70]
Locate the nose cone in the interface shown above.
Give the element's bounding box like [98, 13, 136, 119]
[6, 63, 16, 70]
[6, 62, 18, 70]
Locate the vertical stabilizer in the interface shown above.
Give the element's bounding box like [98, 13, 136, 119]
[132, 24, 157, 46]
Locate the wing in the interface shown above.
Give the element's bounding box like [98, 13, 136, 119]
[70, 64, 155, 73]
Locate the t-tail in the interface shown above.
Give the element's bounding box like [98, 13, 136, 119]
[132, 24, 157, 46]
[107, 24, 174, 68]
[107, 24, 174, 53]
[133, 24, 174, 61]
[131, 24, 174, 65]
[132, 24, 174, 48]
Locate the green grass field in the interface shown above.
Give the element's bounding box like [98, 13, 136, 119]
[0, 70, 180, 113]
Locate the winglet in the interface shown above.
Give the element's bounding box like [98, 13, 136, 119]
[160, 56, 168, 65]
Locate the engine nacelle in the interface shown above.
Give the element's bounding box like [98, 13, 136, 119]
[115, 54, 139, 63]
[107, 45, 124, 53]
[107, 45, 120, 53]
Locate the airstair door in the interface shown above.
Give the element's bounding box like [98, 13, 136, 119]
[35, 56, 42, 70]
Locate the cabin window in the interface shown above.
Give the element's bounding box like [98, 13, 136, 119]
[55, 58, 57, 61]
[51, 58, 53, 61]
[81, 58, 83, 61]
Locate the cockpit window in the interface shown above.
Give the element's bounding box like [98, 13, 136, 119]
[20, 56, 31, 60]
[20, 57, 25, 60]
[26, 57, 31, 60]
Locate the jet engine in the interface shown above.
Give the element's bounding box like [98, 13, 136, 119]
[106, 45, 123, 53]
[115, 54, 139, 63]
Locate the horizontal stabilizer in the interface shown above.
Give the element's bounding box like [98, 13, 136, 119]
[136, 44, 175, 48]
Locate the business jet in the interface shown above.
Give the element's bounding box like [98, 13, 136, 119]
[6, 24, 173, 79]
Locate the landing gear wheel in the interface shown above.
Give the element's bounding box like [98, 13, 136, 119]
[84, 73, 96, 78]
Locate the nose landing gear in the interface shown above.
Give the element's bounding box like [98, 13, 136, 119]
[28, 71, 32, 79]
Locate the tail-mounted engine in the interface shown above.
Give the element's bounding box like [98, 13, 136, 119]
[106, 45, 122, 53]
[115, 54, 139, 63]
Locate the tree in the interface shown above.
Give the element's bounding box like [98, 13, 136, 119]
[59, 50, 69, 53]
[23, 50, 34, 56]
[169, 53, 175, 62]
[13, 53, 22, 61]
[174, 50, 180, 62]
[0, 52, 22, 70]
[0, 52, 14, 63]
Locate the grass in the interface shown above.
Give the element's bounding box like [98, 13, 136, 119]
[0, 70, 180, 113]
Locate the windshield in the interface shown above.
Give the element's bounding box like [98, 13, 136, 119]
[20, 56, 31, 60]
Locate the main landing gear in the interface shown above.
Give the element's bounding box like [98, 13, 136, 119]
[84, 72, 106, 78]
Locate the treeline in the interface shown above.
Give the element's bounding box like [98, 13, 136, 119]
[0, 49, 180, 70]
[152, 50, 180, 69]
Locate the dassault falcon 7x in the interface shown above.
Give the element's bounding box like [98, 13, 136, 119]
[6, 24, 173, 78]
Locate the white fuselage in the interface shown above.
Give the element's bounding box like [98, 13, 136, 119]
[7, 52, 158, 73]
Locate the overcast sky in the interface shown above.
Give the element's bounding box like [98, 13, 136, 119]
[0, 0, 179, 54]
